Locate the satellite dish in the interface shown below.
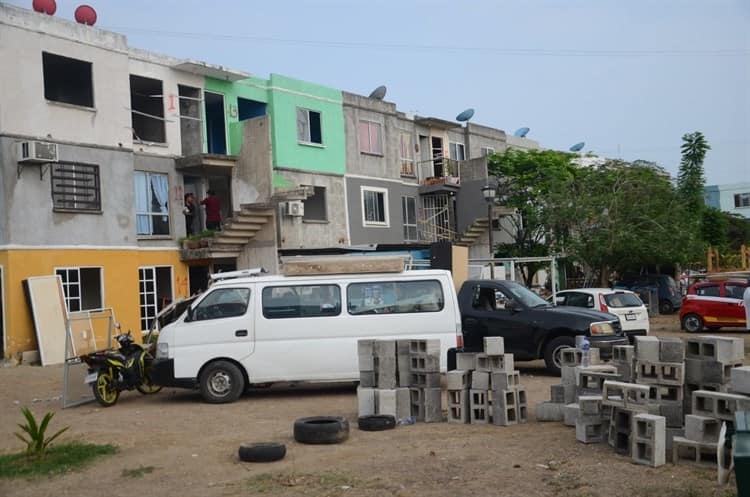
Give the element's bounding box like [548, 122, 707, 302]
[456, 108, 475, 122]
[514, 127, 530, 138]
[569, 142, 585, 152]
[368, 85, 387, 100]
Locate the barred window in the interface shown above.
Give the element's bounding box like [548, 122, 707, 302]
[51, 162, 101, 212]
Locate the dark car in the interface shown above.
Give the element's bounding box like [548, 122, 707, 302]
[616, 273, 682, 314]
[456, 280, 628, 374]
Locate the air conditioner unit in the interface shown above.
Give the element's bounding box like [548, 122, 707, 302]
[17, 141, 58, 163]
[285, 200, 305, 217]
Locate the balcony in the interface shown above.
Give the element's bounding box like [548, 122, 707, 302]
[175, 153, 238, 176]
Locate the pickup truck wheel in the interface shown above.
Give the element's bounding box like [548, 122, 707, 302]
[544, 336, 575, 375]
[199, 360, 244, 404]
[682, 313, 704, 333]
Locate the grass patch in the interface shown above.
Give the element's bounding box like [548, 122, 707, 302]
[0, 442, 117, 479]
[122, 465, 155, 478]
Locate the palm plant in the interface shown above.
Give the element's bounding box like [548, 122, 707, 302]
[14, 407, 69, 461]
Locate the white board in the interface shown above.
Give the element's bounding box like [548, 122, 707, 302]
[25, 276, 68, 366]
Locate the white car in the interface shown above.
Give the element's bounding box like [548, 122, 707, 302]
[552, 288, 649, 342]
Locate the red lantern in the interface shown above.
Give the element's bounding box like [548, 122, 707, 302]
[32, 0, 57, 15]
[74, 5, 97, 26]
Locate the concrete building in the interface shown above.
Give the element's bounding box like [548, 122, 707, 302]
[704, 183, 750, 220]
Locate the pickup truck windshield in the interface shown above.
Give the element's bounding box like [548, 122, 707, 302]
[503, 281, 549, 308]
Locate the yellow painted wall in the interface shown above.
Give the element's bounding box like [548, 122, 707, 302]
[1, 249, 189, 360]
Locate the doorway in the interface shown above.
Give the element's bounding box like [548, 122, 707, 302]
[431, 136, 444, 177]
[183, 176, 203, 233]
[208, 176, 232, 223]
[179, 85, 202, 156]
[204, 91, 227, 155]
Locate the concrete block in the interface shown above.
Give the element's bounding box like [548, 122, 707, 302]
[492, 390, 518, 425]
[685, 336, 744, 362]
[375, 355, 397, 389]
[730, 365, 750, 395]
[456, 352, 477, 371]
[647, 403, 683, 428]
[574, 365, 618, 386]
[377, 389, 398, 417]
[410, 353, 440, 372]
[613, 345, 635, 363]
[684, 414, 720, 443]
[561, 347, 582, 367]
[395, 388, 411, 420]
[692, 390, 750, 421]
[357, 339, 375, 371]
[634, 360, 685, 386]
[409, 372, 441, 388]
[576, 421, 605, 443]
[535, 401, 565, 422]
[614, 361, 634, 383]
[561, 365, 577, 386]
[515, 387, 528, 423]
[488, 353, 514, 373]
[483, 336, 505, 355]
[635, 336, 661, 362]
[470, 389, 490, 424]
[684, 358, 703, 385]
[357, 387, 376, 416]
[471, 371, 490, 390]
[423, 387, 442, 423]
[671, 436, 718, 466]
[491, 371, 520, 391]
[564, 383, 577, 404]
[564, 403, 580, 427]
[475, 353, 490, 372]
[409, 339, 440, 356]
[396, 340, 411, 387]
[659, 337, 685, 362]
[602, 381, 650, 411]
[631, 413, 666, 467]
[578, 395, 603, 417]
[647, 384, 683, 404]
[607, 407, 633, 455]
[666, 427, 684, 459]
[359, 371, 376, 388]
[447, 388, 470, 424]
[446, 370, 471, 390]
[375, 339, 396, 359]
[588, 347, 602, 365]
[409, 388, 425, 422]
[698, 360, 743, 385]
[578, 371, 621, 396]
[550, 384, 566, 404]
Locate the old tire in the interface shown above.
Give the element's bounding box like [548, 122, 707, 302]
[238, 442, 286, 463]
[660, 300, 674, 315]
[682, 313, 704, 333]
[358, 414, 396, 432]
[199, 360, 244, 404]
[544, 336, 576, 375]
[294, 416, 349, 444]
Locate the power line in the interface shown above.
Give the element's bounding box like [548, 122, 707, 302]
[104, 26, 750, 57]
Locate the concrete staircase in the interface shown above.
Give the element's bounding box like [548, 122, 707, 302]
[456, 217, 489, 246]
[205, 203, 275, 259]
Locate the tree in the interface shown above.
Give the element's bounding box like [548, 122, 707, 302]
[677, 131, 710, 217]
[700, 207, 729, 248]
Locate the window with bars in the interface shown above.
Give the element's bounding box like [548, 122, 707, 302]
[51, 163, 101, 212]
[134, 171, 170, 236]
[358, 120, 383, 155]
[400, 133, 414, 176]
[362, 187, 388, 226]
[138, 266, 173, 332]
[402, 196, 418, 241]
[55, 267, 102, 312]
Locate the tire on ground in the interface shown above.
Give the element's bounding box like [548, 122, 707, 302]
[543, 335, 576, 375]
[357, 414, 396, 432]
[238, 442, 286, 463]
[199, 360, 244, 404]
[293, 416, 349, 444]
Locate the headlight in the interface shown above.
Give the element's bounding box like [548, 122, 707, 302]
[590, 321, 614, 335]
[156, 342, 169, 358]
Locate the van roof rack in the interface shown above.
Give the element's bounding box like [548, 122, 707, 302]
[209, 267, 267, 282]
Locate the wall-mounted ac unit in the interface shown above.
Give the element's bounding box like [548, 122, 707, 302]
[285, 200, 305, 217]
[17, 141, 58, 163]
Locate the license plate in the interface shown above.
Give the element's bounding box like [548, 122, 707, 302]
[84, 372, 98, 384]
[625, 314, 637, 321]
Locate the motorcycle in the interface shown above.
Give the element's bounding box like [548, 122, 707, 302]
[81, 331, 162, 407]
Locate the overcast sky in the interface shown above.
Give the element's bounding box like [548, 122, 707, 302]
[12, 0, 749, 185]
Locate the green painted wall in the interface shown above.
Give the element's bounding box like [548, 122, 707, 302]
[204, 74, 346, 181]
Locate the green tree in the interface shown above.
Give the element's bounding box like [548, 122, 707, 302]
[677, 131, 710, 217]
[700, 207, 729, 248]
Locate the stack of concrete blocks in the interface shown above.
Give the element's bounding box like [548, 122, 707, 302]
[448, 337, 527, 426]
[612, 345, 635, 382]
[683, 336, 745, 413]
[633, 337, 686, 430]
[602, 380, 651, 456]
[356, 339, 411, 421]
[575, 395, 606, 443]
[407, 339, 442, 422]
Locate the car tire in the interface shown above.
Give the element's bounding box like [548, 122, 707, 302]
[199, 360, 244, 404]
[543, 336, 576, 375]
[659, 300, 674, 314]
[358, 414, 396, 432]
[682, 313, 704, 333]
[293, 416, 349, 444]
[238, 442, 286, 463]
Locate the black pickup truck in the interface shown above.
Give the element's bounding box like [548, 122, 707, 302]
[456, 280, 628, 374]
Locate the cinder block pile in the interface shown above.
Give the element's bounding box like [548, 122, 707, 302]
[447, 337, 527, 426]
[634, 336, 686, 429]
[684, 336, 744, 410]
[357, 338, 441, 422]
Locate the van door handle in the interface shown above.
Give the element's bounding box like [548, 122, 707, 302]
[235, 329, 248, 337]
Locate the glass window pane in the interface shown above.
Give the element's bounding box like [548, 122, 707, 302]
[309, 111, 322, 144]
[193, 288, 251, 321]
[358, 121, 370, 152]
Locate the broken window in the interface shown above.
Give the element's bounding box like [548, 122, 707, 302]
[134, 171, 170, 236]
[303, 185, 327, 221]
[179, 85, 202, 156]
[297, 108, 322, 144]
[130, 75, 166, 143]
[56, 267, 102, 312]
[42, 52, 94, 108]
[50, 162, 101, 212]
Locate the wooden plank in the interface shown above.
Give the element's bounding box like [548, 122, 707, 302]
[25, 276, 68, 366]
[282, 255, 406, 276]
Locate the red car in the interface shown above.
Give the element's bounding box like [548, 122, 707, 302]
[679, 280, 748, 333]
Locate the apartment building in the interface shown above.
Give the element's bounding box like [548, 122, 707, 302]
[704, 183, 750, 220]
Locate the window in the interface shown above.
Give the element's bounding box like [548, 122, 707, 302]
[402, 196, 418, 241]
[602, 293, 644, 308]
[735, 193, 750, 208]
[262, 284, 341, 319]
[362, 187, 389, 226]
[480, 146, 495, 156]
[56, 267, 102, 312]
[51, 162, 101, 212]
[297, 108, 322, 144]
[42, 52, 93, 108]
[695, 284, 720, 297]
[358, 120, 383, 155]
[725, 283, 747, 300]
[134, 171, 170, 236]
[347, 280, 443, 315]
[192, 288, 251, 321]
[130, 75, 165, 143]
[138, 266, 173, 332]
[400, 133, 414, 176]
[449, 142, 465, 161]
[303, 186, 327, 221]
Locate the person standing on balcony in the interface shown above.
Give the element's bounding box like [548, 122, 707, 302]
[201, 190, 222, 231]
[183, 193, 197, 235]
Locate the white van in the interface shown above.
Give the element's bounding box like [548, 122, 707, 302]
[150, 269, 461, 403]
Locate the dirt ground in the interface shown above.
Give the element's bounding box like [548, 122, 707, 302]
[1, 315, 748, 497]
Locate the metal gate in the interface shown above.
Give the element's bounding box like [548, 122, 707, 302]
[419, 194, 454, 242]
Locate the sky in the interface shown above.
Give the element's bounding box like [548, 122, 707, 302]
[10, 0, 750, 185]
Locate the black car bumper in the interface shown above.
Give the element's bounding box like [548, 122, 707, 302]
[150, 358, 197, 389]
[589, 336, 629, 359]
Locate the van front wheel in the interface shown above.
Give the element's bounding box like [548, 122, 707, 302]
[200, 360, 244, 404]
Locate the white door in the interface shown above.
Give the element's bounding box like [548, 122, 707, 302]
[173, 287, 255, 378]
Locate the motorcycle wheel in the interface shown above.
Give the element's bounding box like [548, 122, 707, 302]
[136, 375, 162, 395]
[93, 371, 119, 407]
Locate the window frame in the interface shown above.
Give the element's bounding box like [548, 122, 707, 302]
[399, 133, 415, 177]
[361, 186, 389, 227]
[734, 193, 750, 208]
[191, 287, 252, 322]
[346, 280, 444, 315]
[50, 162, 101, 213]
[138, 266, 174, 332]
[54, 266, 104, 313]
[401, 196, 418, 242]
[449, 142, 465, 161]
[134, 170, 171, 237]
[262, 284, 342, 319]
[296, 107, 323, 145]
[302, 185, 328, 222]
[358, 120, 383, 155]
[480, 146, 495, 156]
[42, 51, 94, 109]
